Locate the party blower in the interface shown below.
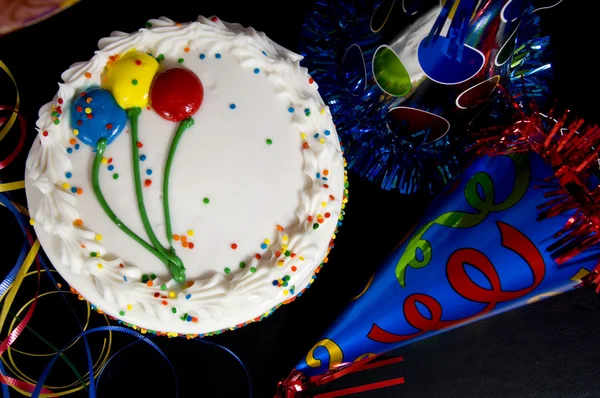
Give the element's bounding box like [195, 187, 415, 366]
[299, 0, 556, 196]
[277, 109, 600, 396]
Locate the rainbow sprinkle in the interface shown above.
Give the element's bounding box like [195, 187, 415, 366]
[63, 96, 351, 339]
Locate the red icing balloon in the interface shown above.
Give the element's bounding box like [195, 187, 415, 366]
[150, 67, 203, 122]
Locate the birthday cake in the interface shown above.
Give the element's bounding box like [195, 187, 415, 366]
[24, 16, 347, 336]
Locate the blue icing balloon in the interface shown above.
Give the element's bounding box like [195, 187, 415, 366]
[70, 88, 127, 148]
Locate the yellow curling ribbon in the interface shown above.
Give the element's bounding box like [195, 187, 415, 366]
[0, 180, 25, 192]
[0, 273, 114, 396]
[0, 242, 114, 396]
[0, 179, 28, 215]
[102, 52, 159, 109]
[0, 60, 19, 143]
[0, 241, 39, 327]
[0, 59, 116, 397]
[3, 292, 113, 396]
[8, 283, 92, 359]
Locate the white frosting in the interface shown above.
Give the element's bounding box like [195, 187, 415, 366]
[24, 16, 346, 335]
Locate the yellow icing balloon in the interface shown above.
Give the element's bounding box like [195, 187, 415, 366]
[102, 52, 159, 109]
[306, 339, 343, 370]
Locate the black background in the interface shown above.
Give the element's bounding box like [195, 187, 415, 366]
[1, 1, 600, 397]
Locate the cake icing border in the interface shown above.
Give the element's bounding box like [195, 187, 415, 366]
[69, 166, 347, 339]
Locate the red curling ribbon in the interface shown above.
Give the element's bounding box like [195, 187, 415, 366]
[0, 106, 26, 170]
[0, 207, 51, 395]
[0, 235, 41, 356]
[313, 377, 405, 398]
[369, 221, 545, 344]
[0, 373, 53, 396]
[277, 356, 405, 397]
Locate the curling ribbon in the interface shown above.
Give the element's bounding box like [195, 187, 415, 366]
[278, 355, 405, 397]
[1, 186, 108, 397]
[0, 59, 101, 397]
[0, 192, 111, 398]
[9, 262, 112, 397]
[0, 105, 26, 170]
[4, 291, 109, 395]
[0, 60, 25, 171]
[0, 181, 25, 192]
[0, 58, 253, 398]
[0, 179, 139, 398]
[0, 359, 11, 396]
[0, 60, 19, 142]
[0, 191, 253, 398]
[0, 58, 98, 395]
[0, 193, 52, 396]
[33, 328, 254, 398]
[16, 213, 103, 395]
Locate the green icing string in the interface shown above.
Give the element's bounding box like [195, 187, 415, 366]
[92, 138, 178, 276]
[163, 117, 194, 247]
[127, 107, 186, 282]
[395, 154, 531, 287]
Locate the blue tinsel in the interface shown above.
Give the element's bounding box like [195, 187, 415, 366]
[509, 8, 553, 111]
[299, 0, 553, 196]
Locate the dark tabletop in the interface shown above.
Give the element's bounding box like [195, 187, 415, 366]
[0, 1, 599, 397]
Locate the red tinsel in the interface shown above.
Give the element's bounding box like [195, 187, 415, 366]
[474, 106, 600, 290]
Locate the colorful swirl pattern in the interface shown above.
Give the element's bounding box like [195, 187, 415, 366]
[396, 154, 530, 287]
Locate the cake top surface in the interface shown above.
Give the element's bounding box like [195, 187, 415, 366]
[25, 16, 347, 335]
